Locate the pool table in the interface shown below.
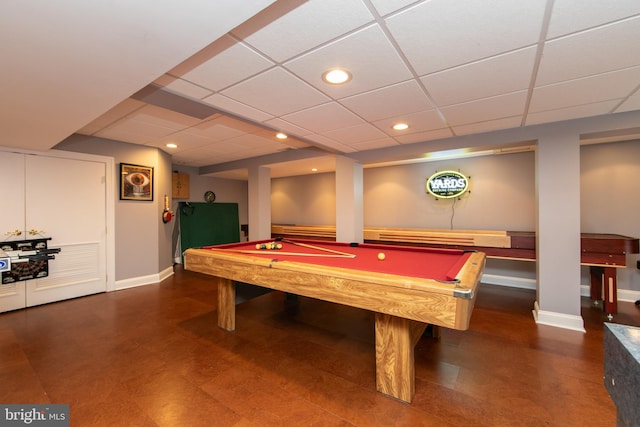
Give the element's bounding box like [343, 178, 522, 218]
[184, 239, 486, 403]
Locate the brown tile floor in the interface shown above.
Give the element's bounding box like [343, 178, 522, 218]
[1, 266, 639, 426]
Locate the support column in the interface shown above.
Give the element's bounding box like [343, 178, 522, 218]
[335, 156, 363, 243]
[248, 166, 271, 241]
[534, 131, 584, 331]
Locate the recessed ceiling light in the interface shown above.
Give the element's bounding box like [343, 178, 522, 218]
[166, 143, 178, 148]
[392, 123, 409, 131]
[322, 68, 352, 85]
[276, 132, 288, 140]
[311, 168, 318, 172]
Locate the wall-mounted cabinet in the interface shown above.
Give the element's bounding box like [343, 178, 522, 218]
[172, 172, 190, 199]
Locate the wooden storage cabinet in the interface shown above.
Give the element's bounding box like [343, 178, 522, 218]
[172, 172, 190, 199]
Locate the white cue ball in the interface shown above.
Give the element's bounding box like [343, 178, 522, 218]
[377, 252, 386, 261]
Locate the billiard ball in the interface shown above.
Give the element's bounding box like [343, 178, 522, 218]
[255, 244, 261, 249]
[377, 252, 386, 261]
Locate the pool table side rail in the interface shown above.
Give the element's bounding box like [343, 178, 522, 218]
[184, 248, 486, 330]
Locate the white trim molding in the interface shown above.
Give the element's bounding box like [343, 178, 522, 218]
[115, 266, 174, 291]
[532, 301, 586, 332]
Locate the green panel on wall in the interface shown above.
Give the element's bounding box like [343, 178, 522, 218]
[179, 202, 240, 257]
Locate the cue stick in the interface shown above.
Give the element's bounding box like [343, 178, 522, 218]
[217, 249, 356, 258]
[278, 238, 356, 257]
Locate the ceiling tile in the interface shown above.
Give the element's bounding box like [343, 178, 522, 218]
[203, 141, 251, 155]
[171, 35, 275, 92]
[95, 118, 176, 144]
[221, 67, 330, 116]
[526, 100, 621, 126]
[76, 98, 145, 135]
[285, 24, 413, 98]
[616, 91, 640, 113]
[452, 116, 523, 136]
[440, 91, 527, 126]
[202, 94, 274, 123]
[231, 0, 374, 62]
[304, 134, 357, 153]
[547, 0, 640, 39]
[322, 123, 390, 145]
[277, 137, 311, 150]
[421, 47, 537, 107]
[183, 119, 246, 140]
[215, 115, 274, 133]
[94, 105, 201, 143]
[340, 80, 433, 121]
[530, 67, 640, 113]
[281, 102, 364, 134]
[169, 147, 214, 166]
[386, 0, 546, 75]
[350, 137, 399, 151]
[264, 118, 314, 137]
[369, 0, 420, 17]
[223, 134, 287, 155]
[127, 105, 201, 129]
[537, 16, 640, 86]
[154, 132, 213, 151]
[372, 109, 447, 136]
[394, 128, 453, 144]
[156, 76, 213, 100]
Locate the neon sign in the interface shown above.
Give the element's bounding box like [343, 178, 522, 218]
[426, 170, 469, 199]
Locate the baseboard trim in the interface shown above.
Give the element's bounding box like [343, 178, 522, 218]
[481, 274, 536, 290]
[482, 274, 640, 303]
[114, 265, 175, 291]
[617, 287, 640, 303]
[532, 301, 586, 332]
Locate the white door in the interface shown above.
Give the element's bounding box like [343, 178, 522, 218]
[0, 152, 107, 311]
[0, 152, 27, 311]
[25, 155, 107, 307]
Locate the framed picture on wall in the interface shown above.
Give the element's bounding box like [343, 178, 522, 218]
[120, 163, 153, 201]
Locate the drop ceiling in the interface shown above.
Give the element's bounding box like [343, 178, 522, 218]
[3, 0, 640, 179]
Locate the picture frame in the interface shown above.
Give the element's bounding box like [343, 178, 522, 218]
[120, 163, 154, 201]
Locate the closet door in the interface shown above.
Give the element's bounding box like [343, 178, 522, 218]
[24, 155, 107, 307]
[0, 152, 27, 312]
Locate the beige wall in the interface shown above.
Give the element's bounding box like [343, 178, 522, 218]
[364, 152, 536, 230]
[271, 172, 336, 225]
[581, 140, 640, 236]
[272, 151, 536, 231]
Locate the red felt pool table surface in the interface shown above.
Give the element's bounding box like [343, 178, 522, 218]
[184, 239, 486, 403]
[205, 239, 472, 282]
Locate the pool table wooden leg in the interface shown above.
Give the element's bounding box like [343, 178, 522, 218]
[374, 313, 427, 403]
[217, 277, 236, 331]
